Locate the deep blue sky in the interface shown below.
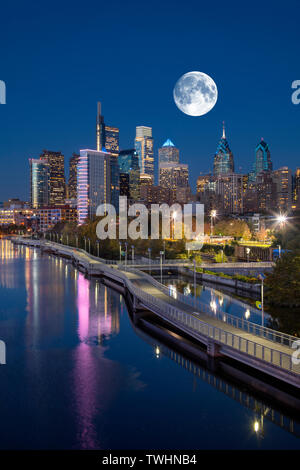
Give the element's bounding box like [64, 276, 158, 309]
[0, 0, 300, 201]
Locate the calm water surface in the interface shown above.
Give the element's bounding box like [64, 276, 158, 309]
[0, 240, 299, 449]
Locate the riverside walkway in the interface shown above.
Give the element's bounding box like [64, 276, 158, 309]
[13, 238, 300, 388]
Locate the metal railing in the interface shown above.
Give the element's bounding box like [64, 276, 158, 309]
[126, 277, 299, 376]
[14, 237, 300, 377]
[122, 266, 298, 349]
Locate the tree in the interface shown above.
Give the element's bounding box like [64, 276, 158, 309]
[194, 254, 202, 265]
[214, 251, 228, 263]
[214, 218, 251, 239]
[272, 218, 300, 251]
[256, 226, 269, 242]
[265, 251, 300, 306]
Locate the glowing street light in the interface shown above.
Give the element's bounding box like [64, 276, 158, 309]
[277, 214, 287, 228]
[210, 210, 217, 237]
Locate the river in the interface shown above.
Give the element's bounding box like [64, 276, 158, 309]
[0, 240, 299, 449]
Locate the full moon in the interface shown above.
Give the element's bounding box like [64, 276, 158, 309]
[173, 71, 218, 116]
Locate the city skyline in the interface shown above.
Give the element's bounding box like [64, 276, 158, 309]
[1, 0, 300, 201]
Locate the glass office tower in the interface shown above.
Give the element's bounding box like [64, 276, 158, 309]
[30, 158, 50, 209]
[77, 150, 111, 224]
[213, 123, 234, 176]
[118, 149, 140, 201]
[134, 126, 154, 180]
[158, 139, 179, 170]
[40, 150, 66, 206]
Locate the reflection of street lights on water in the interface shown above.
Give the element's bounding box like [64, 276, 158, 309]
[155, 346, 160, 357]
[210, 300, 217, 313]
[245, 309, 250, 320]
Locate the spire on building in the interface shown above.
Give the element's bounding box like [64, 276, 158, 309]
[162, 138, 175, 147]
[222, 121, 226, 139]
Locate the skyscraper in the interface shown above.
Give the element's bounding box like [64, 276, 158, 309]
[272, 166, 292, 213]
[77, 149, 112, 224]
[40, 150, 66, 206]
[29, 158, 50, 209]
[95, 102, 120, 209]
[118, 149, 140, 201]
[158, 139, 179, 170]
[68, 153, 79, 200]
[134, 126, 154, 180]
[159, 162, 189, 203]
[293, 167, 300, 207]
[213, 123, 234, 176]
[215, 173, 243, 215]
[249, 138, 272, 182]
[96, 102, 106, 151]
[105, 126, 119, 155]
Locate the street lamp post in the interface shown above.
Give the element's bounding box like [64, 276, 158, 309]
[88, 238, 91, 254]
[210, 210, 217, 237]
[160, 250, 164, 283]
[131, 245, 134, 262]
[278, 244, 281, 259]
[119, 242, 122, 263]
[193, 259, 196, 306]
[258, 273, 265, 326]
[75, 235, 78, 248]
[97, 240, 100, 258]
[163, 240, 166, 263]
[148, 247, 151, 274]
[84, 237, 87, 252]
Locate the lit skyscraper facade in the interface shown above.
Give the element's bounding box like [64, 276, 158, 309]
[118, 149, 140, 201]
[159, 162, 189, 202]
[95, 103, 120, 210]
[110, 154, 120, 211]
[158, 139, 179, 170]
[96, 102, 106, 151]
[293, 167, 300, 207]
[77, 149, 112, 224]
[213, 123, 234, 176]
[68, 153, 79, 200]
[215, 173, 243, 215]
[105, 126, 119, 155]
[249, 138, 272, 182]
[40, 150, 65, 206]
[30, 158, 50, 209]
[134, 126, 154, 180]
[272, 166, 292, 213]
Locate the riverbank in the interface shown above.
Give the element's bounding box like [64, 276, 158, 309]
[178, 266, 261, 294]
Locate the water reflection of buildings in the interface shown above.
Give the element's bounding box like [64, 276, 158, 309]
[73, 272, 122, 449]
[133, 319, 300, 440]
[77, 274, 120, 343]
[0, 240, 36, 289]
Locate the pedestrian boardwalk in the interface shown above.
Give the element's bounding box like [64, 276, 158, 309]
[13, 238, 300, 388]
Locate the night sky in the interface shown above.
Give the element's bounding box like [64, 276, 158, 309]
[1, 0, 300, 201]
